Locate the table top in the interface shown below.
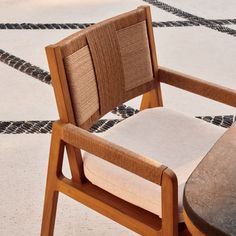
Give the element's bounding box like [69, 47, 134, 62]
[183, 123, 236, 236]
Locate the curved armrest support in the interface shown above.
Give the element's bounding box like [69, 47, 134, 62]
[59, 122, 168, 185]
[158, 66, 236, 108]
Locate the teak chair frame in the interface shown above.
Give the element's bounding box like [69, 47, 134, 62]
[41, 6, 236, 236]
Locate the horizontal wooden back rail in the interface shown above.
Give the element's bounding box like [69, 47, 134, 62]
[60, 122, 167, 185]
[158, 66, 236, 108]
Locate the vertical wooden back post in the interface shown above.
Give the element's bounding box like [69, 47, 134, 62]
[46, 46, 85, 184]
[140, 6, 163, 110]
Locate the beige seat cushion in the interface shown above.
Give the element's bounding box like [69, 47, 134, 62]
[83, 108, 225, 221]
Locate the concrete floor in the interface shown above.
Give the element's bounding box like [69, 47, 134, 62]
[0, 0, 236, 235]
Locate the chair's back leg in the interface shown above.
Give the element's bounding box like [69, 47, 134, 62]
[140, 88, 163, 110]
[140, 6, 163, 111]
[41, 123, 64, 236]
[41, 190, 59, 236]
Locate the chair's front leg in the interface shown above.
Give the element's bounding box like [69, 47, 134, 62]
[41, 123, 64, 236]
[41, 189, 59, 236]
[161, 168, 178, 236]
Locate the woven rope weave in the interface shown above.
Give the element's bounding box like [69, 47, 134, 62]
[117, 21, 153, 91]
[64, 46, 99, 125]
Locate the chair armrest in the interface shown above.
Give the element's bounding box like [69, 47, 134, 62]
[59, 122, 167, 185]
[158, 66, 236, 107]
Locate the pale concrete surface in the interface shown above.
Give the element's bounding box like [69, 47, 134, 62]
[158, 0, 236, 19]
[0, 0, 182, 22]
[230, 25, 236, 30]
[0, 63, 57, 120]
[0, 0, 236, 235]
[0, 135, 135, 236]
[155, 26, 236, 116]
[0, 30, 79, 71]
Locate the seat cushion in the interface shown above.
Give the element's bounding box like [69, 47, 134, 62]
[83, 108, 225, 221]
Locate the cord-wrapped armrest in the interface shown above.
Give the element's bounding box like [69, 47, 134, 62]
[158, 66, 236, 107]
[60, 122, 167, 185]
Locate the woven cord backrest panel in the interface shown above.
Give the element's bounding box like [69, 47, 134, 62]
[86, 23, 125, 115]
[55, 6, 156, 129]
[64, 45, 99, 126]
[85, 8, 155, 115]
[117, 21, 153, 91]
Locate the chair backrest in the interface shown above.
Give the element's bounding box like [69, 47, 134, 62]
[46, 6, 159, 130]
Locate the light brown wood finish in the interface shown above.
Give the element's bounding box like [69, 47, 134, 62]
[41, 122, 64, 236]
[46, 46, 85, 184]
[158, 66, 236, 107]
[162, 169, 178, 236]
[140, 88, 163, 110]
[183, 210, 205, 236]
[140, 6, 163, 110]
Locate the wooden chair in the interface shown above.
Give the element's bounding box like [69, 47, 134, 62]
[41, 6, 236, 236]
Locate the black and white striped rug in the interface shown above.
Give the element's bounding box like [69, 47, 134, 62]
[1, 0, 235, 135]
